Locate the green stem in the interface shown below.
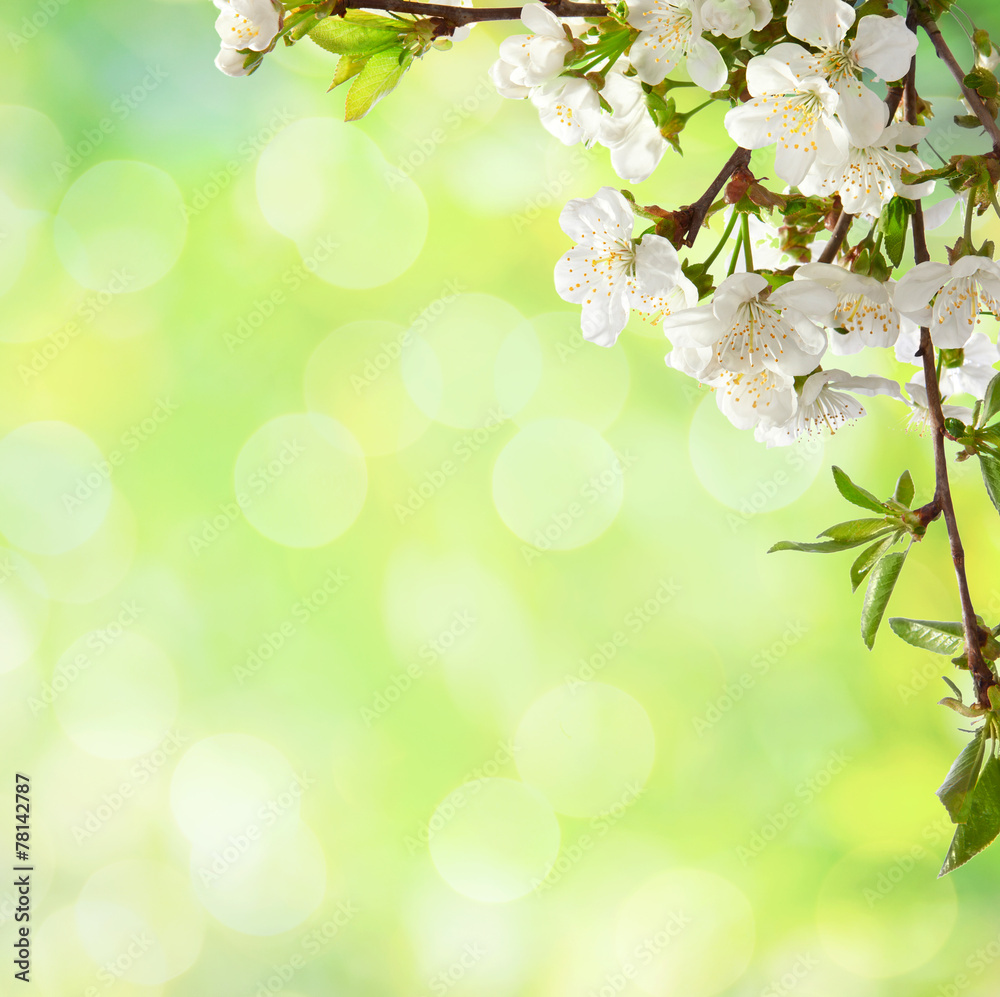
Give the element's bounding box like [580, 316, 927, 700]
[680, 98, 715, 120]
[702, 209, 739, 270]
[726, 227, 743, 276]
[989, 184, 1000, 223]
[741, 213, 754, 272]
[964, 190, 976, 246]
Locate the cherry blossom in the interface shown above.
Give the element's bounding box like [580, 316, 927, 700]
[783, 0, 917, 146]
[662, 272, 835, 377]
[794, 263, 901, 354]
[490, 3, 575, 97]
[799, 122, 933, 216]
[756, 370, 902, 446]
[531, 77, 604, 146]
[597, 71, 670, 183]
[700, 0, 771, 38]
[214, 0, 281, 54]
[723, 62, 847, 186]
[555, 187, 696, 346]
[627, 0, 728, 92]
[894, 256, 1000, 348]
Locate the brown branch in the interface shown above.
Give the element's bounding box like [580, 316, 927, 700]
[885, 85, 905, 120]
[903, 16, 996, 706]
[817, 209, 853, 263]
[679, 147, 751, 247]
[918, 13, 1000, 152]
[913, 308, 995, 707]
[336, 0, 612, 23]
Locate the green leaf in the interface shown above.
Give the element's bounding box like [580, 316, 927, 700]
[330, 54, 368, 90]
[861, 550, 907, 649]
[888, 617, 966, 655]
[900, 163, 958, 185]
[819, 519, 893, 544]
[345, 48, 413, 121]
[980, 372, 1000, 428]
[978, 452, 1000, 514]
[940, 755, 1000, 876]
[309, 13, 402, 56]
[832, 466, 888, 514]
[881, 196, 913, 268]
[964, 66, 1000, 99]
[937, 730, 987, 824]
[893, 470, 914, 508]
[769, 536, 886, 554]
[850, 532, 900, 593]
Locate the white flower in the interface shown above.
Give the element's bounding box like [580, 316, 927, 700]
[799, 122, 933, 216]
[663, 271, 835, 377]
[627, 0, 728, 92]
[555, 187, 696, 346]
[700, 0, 771, 38]
[783, 0, 917, 146]
[713, 366, 797, 430]
[215, 45, 255, 76]
[491, 3, 573, 97]
[531, 76, 603, 146]
[756, 369, 901, 446]
[894, 255, 1000, 348]
[723, 60, 848, 186]
[906, 376, 975, 428]
[598, 71, 669, 183]
[794, 262, 900, 354]
[923, 194, 961, 231]
[214, 0, 281, 52]
[940, 333, 998, 399]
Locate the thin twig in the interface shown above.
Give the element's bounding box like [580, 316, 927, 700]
[335, 0, 612, 24]
[817, 210, 853, 263]
[680, 147, 751, 247]
[918, 12, 1000, 151]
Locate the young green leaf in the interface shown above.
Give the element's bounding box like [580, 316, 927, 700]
[849, 531, 900, 593]
[832, 466, 888, 514]
[345, 48, 413, 121]
[888, 618, 966, 655]
[893, 470, 914, 508]
[978, 452, 1000, 514]
[309, 13, 403, 56]
[940, 755, 1000, 876]
[861, 550, 907, 649]
[330, 54, 368, 90]
[818, 519, 894, 543]
[881, 197, 913, 268]
[769, 536, 888, 554]
[937, 729, 987, 824]
[981, 372, 1000, 428]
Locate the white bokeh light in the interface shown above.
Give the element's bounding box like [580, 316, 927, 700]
[234, 413, 367, 548]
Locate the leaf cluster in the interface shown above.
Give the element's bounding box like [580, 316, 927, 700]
[309, 11, 427, 119]
[770, 466, 931, 649]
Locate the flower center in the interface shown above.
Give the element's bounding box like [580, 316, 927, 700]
[819, 46, 858, 85]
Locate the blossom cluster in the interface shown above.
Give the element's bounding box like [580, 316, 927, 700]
[491, 0, 1000, 446]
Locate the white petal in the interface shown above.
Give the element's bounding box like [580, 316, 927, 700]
[851, 13, 917, 81]
[835, 80, 888, 148]
[520, 2, 564, 37]
[894, 261, 952, 315]
[687, 38, 728, 92]
[215, 44, 251, 75]
[786, 0, 854, 49]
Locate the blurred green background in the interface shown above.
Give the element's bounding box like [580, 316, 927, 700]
[3, 1, 1000, 994]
